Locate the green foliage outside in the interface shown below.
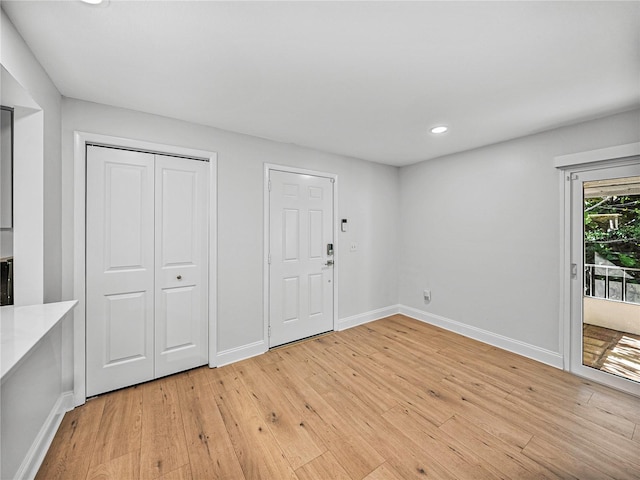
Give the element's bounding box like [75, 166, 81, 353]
[584, 195, 640, 269]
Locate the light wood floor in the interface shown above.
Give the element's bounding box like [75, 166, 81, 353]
[37, 315, 640, 480]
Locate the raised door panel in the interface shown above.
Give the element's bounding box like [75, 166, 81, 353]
[86, 146, 155, 396]
[102, 291, 150, 365]
[154, 155, 209, 378]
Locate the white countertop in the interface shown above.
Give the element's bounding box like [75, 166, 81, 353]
[1, 300, 77, 380]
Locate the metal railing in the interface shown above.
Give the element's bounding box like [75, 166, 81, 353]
[585, 264, 640, 304]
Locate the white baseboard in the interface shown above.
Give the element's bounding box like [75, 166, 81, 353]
[215, 340, 267, 367]
[337, 305, 401, 331]
[213, 305, 563, 371]
[399, 305, 564, 369]
[213, 305, 401, 367]
[15, 391, 74, 480]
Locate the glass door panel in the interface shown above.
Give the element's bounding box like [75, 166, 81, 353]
[571, 163, 640, 396]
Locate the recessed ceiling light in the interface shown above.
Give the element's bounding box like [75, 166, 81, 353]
[430, 125, 449, 134]
[81, 0, 104, 4]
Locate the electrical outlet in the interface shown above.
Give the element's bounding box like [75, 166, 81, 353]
[423, 289, 431, 303]
[350, 242, 358, 252]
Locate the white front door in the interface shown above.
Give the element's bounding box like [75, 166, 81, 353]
[268, 169, 335, 347]
[86, 146, 209, 397]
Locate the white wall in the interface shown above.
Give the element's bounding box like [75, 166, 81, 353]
[398, 109, 640, 357]
[0, 231, 11, 258]
[0, 10, 62, 303]
[0, 108, 12, 258]
[61, 98, 399, 355]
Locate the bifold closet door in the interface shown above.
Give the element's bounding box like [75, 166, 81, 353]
[86, 147, 209, 397]
[154, 155, 209, 378]
[86, 146, 155, 397]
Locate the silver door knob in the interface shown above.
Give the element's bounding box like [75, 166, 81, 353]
[324, 260, 334, 266]
[177, 275, 182, 280]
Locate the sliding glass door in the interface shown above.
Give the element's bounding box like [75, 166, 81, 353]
[570, 161, 640, 395]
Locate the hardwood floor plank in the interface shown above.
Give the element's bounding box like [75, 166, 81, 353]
[588, 390, 640, 424]
[438, 415, 556, 480]
[37, 315, 640, 480]
[89, 385, 143, 468]
[348, 349, 455, 426]
[156, 465, 193, 480]
[139, 377, 190, 480]
[359, 345, 459, 430]
[174, 368, 246, 480]
[382, 405, 502, 479]
[429, 337, 559, 400]
[86, 450, 140, 480]
[258, 358, 385, 479]
[294, 451, 352, 480]
[382, 315, 493, 354]
[214, 378, 299, 479]
[276, 343, 330, 380]
[505, 389, 640, 470]
[366, 320, 446, 358]
[522, 436, 617, 480]
[204, 363, 244, 393]
[509, 385, 636, 439]
[480, 345, 618, 400]
[234, 359, 326, 470]
[310, 378, 458, 479]
[297, 342, 399, 416]
[435, 375, 535, 449]
[365, 424, 459, 480]
[331, 324, 385, 356]
[249, 347, 284, 367]
[428, 350, 516, 397]
[35, 396, 105, 480]
[362, 462, 406, 480]
[443, 376, 640, 479]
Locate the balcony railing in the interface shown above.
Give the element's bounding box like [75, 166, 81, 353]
[585, 264, 640, 304]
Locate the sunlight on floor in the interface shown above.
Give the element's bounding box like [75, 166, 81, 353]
[601, 335, 640, 383]
[583, 325, 640, 383]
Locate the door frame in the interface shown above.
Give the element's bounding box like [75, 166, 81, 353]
[73, 131, 217, 406]
[556, 142, 640, 395]
[263, 163, 339, 348]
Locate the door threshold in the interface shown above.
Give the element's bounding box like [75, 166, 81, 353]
[270, 330, 333, 351]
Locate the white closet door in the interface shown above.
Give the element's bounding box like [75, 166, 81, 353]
[154, 155, 209, 378]
[86, 146, 155, 397]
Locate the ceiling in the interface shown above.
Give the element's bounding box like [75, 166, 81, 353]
[585, 177, 640, 198]
[2, 1, 639, 166]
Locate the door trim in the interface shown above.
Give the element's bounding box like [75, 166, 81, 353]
[263, 163, 338, 348]
[73, 131, 217, 406]
[556, 142, 640, 395]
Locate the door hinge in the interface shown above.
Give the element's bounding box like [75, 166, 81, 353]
[268, 325, 271, 337]
[566, 174, 578, 181]
[268, 179, 272, 191]
[571, 263, 578, 279]
[330, 178, 335, 184]
[268, 253, 271, 264]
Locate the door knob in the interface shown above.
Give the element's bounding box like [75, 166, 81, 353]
[176, 275, 182, 280]
[324, 260, 334, 267]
